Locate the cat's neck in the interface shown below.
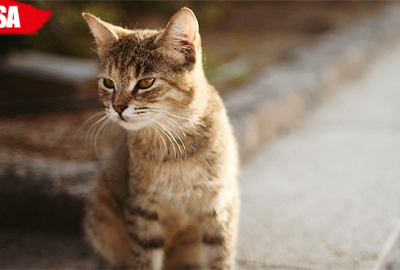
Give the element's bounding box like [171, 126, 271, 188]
[126, 117, 208, 162]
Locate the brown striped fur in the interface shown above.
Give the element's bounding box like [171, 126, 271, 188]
[82, 8, 239, 269]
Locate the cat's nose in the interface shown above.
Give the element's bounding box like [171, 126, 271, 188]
[113, 105, 128, 115]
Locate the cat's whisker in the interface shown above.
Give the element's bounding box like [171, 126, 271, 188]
[157, 121, 184, 159]
[75, 111, 107, 139]
[146, 120, 168, 155]
[86, 115, 108, 151]
[159, 124, 183, 158]
[158, 120, 187, 158]
[149, 108, 206, 128]
[149, 108, 194, 128]
[101, 119, 112, 140]
[159, 115, 187, 139]
[94, 118, 111, 157]
[156, 122, 177, 160]
[111, 120, 116, 135]
[153, 120, 178, 160]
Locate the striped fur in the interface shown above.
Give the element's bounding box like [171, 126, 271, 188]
[83, 8, 239, 269]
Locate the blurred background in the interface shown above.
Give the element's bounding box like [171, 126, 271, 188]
[0, 1, 391, 268]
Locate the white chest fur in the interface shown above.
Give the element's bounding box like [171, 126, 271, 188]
[145, 160, 217, 201]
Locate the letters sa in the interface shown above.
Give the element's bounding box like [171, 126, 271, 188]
[0, 6, 21, 28]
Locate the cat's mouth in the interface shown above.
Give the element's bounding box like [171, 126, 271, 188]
[110, 110, 154, 131]
[115, 114, 140, 124]
[118, 114, 127, 122]
[108, 106, 168, 131]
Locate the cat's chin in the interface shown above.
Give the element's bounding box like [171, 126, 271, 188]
[115, 119, 149, 131]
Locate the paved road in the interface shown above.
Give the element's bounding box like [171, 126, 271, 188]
[237, 43, 400, 269]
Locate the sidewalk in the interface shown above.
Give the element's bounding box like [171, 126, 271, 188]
[237, 37, 400, 269]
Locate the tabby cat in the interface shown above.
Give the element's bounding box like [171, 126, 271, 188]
[82, 7, 239, 269]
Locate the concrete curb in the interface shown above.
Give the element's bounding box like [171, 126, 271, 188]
[224, 3, 400, 161]
[2, 3, 400, 236]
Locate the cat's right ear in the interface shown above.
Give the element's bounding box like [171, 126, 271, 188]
[155, 8, 201, 64]
[82, 13, 126, 55]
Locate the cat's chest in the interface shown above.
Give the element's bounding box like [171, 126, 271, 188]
[130, 158, 218, 203]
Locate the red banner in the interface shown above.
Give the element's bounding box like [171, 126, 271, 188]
[0, 0, 52, 35]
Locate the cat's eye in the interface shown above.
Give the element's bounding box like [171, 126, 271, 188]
[137, 78, 155, 89]
[103, 78, 115, 89]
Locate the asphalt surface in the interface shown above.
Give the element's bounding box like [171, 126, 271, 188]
[237, 41, 400, 269]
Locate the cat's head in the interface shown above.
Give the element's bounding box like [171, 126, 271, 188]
[83, 8, 206, 131]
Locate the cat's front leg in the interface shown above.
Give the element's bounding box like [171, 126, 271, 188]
[84, 186, 134, 268]
[200, 201, 239, 270]
[124, 197, 165, 270]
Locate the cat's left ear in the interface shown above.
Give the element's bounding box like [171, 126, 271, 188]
[82, 12, 128, 55]
[156, 7, 201, 63]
